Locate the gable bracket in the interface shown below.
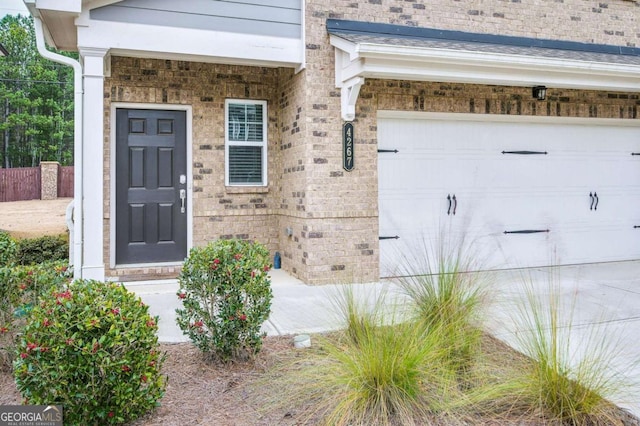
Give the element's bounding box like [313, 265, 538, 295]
[331, 35, 366, 121]
[340, 77, 364, 121]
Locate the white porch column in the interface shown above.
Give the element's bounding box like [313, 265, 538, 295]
[79, 47, 107, 280]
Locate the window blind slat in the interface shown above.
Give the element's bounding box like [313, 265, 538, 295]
[229, 146, 263, 184]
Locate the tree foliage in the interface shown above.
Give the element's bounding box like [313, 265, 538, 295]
[0, 15, 76, 168]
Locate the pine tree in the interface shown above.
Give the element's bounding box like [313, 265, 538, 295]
[0, 14, 76, 168]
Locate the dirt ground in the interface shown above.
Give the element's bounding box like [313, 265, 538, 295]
[0, 335, 560, 426]
[1, 334, 637, 426]
[0, 198, 72, 238]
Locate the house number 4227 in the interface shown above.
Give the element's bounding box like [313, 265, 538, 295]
[343, 122, 355, 172]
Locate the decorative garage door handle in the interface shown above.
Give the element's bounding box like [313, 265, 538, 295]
[501, 150, 548, 155]
[632, 153, 640, 156]
[379, 236, 400, 240]
[503, 229, 550, 234]
[589, 192, 599, 211]
[447, 194, 457, 215]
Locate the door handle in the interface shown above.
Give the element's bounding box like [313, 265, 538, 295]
[446, 194, 457, 215]
[590, 192, 599, 211]
[179, 189, 186, 213]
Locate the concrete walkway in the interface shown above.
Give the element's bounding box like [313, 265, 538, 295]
[125, 261, 640, 418]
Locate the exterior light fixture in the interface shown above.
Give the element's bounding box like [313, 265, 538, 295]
[532, 86, 547, 101]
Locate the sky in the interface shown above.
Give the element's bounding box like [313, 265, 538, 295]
[0, 0, 28, 18]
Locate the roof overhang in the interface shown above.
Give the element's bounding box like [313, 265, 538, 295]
[328, 19, 640, 121]
[24, 0, 84, 50]
[25, 0, 304, 69]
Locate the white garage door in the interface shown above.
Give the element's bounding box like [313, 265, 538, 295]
[378, 112, 640, 277]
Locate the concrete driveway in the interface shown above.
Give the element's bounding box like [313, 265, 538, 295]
[127, 260, 640, 418]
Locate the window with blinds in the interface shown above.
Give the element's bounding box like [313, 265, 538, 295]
[225, 100, 267, 186]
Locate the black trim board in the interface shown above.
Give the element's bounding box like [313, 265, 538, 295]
[326, 19, 640, 57]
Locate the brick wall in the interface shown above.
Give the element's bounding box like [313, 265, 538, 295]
[291, 0, 640, 284]
[101, 0, 639, 283]
[103, 58, 286, 279]
[306, 0, 639, 46]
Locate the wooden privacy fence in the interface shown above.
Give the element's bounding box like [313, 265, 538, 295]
[0, 167, 41, 202]
[0, 162, 74, 202]
[58, 166, 74, 198]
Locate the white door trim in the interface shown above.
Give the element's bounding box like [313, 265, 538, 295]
[377, 110, 640, 128]
[109, 102, 193, 270]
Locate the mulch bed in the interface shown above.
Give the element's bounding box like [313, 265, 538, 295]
[1, 335, 638, 425]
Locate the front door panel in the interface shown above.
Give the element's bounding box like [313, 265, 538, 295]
[116, 109, 187, 264]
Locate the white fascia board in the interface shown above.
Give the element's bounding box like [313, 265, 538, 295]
[332, 38, 640, 92]
[329, 35, 358, 60]
[354, 42, 640, 91]
[83, 0, 122, 11]
[77, 20, 303, 68]
[36, 0, 81, 13]
[377, 110, 640, 127]
[362, 57, 640, 92]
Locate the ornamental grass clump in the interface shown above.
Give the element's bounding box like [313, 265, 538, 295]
[509, 274, 635, 425]
[296, 288, 457, 426]
[395, 233, 488, 379]
[176, 239, 273, 362]
[13, 280, 166, 425]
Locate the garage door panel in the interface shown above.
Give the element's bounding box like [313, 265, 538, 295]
[378, 114, 640, 277]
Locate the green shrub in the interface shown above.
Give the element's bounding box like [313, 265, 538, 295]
[13, 280, 167, 425]
[176, 239, 273, 362]
[0, 231, 17, 266]
[16, 235, 68, 265]
[0, 261, 71, 369]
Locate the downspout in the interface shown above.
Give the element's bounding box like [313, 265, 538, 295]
[32, 17, 83, 280]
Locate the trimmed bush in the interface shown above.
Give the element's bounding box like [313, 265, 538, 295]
[16, 235, 68, 265]
[0, 231, 17, 266]
[176, 239, 273, 362]
[13, 280, 167, 425]
[0, 261, 71, 369]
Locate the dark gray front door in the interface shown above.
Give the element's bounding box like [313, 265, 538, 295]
[116, 109, 187, 264]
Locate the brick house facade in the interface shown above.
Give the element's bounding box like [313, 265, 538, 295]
[29, 0, 640, 284]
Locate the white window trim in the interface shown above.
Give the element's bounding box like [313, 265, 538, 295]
[224, 99, 268, 187]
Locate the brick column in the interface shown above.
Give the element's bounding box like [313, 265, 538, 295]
[40, 161, 59, 200]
